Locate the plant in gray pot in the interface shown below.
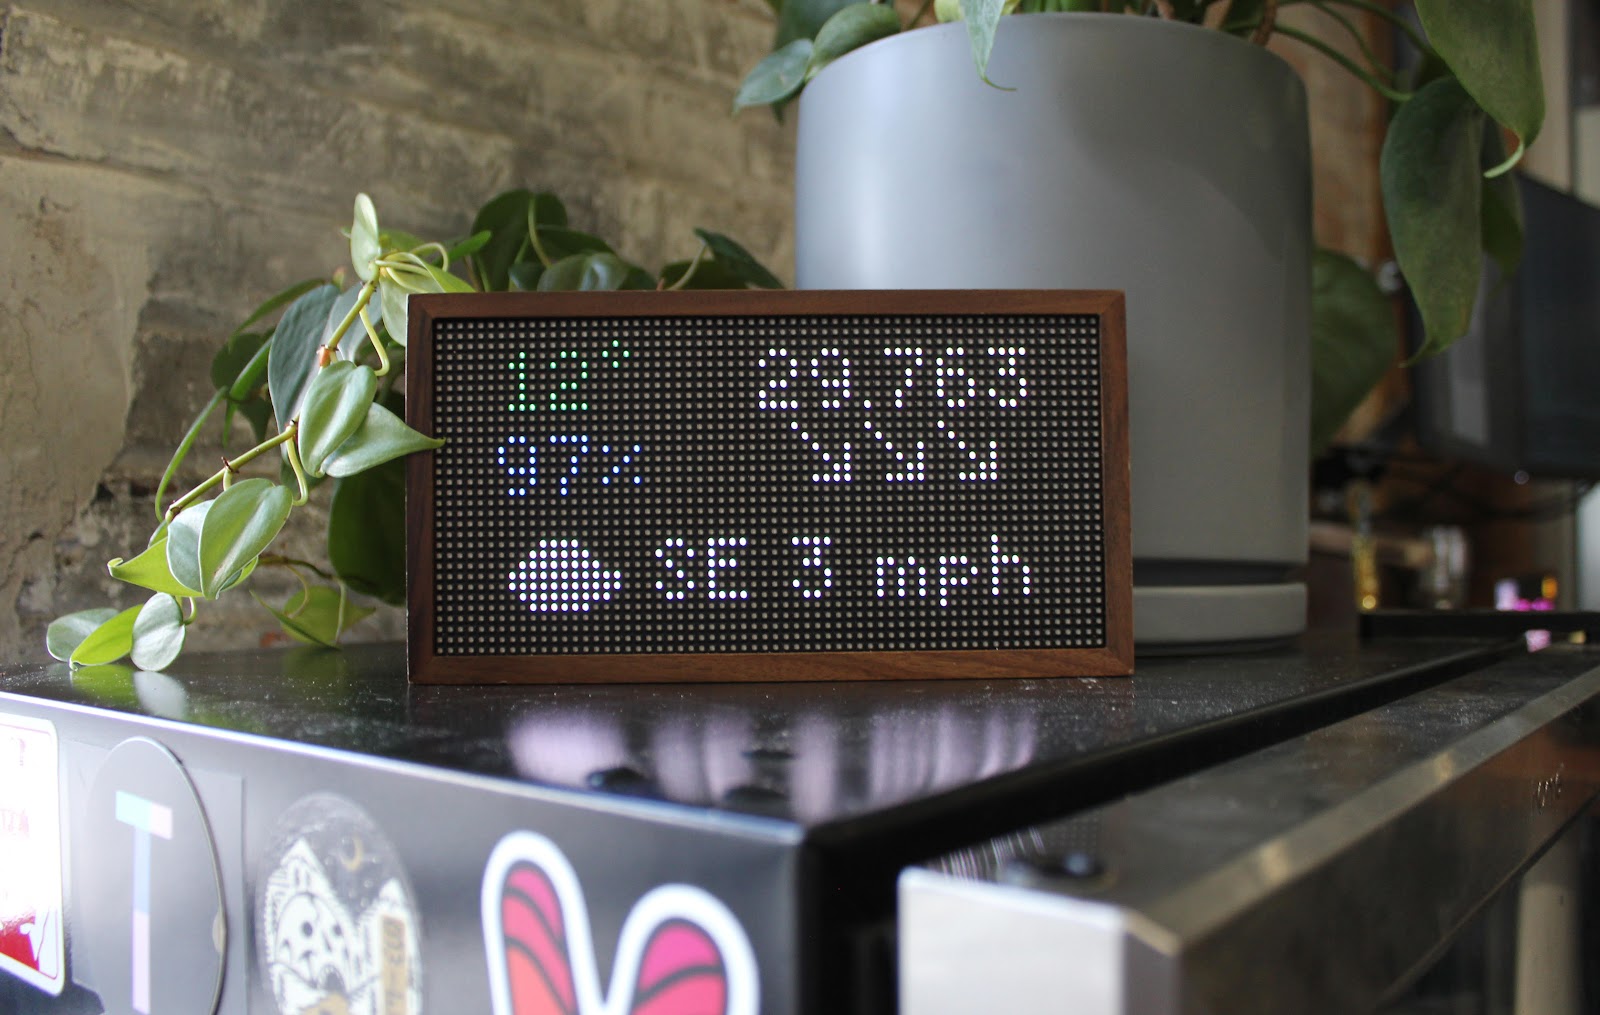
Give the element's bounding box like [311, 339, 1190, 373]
[736, 0, 1541, 647]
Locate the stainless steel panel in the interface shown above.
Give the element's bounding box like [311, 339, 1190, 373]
[904, 647, 1600, 1014]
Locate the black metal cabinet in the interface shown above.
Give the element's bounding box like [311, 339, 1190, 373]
[0, 632, 1593, 1014]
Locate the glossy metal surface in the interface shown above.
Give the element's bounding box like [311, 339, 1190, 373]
[903, 645, 1600, 1015]
[0, 634, 1532, 1012]
[0, 635, 1510, 829]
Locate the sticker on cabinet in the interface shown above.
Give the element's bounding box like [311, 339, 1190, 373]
[0, 712, 64, 995]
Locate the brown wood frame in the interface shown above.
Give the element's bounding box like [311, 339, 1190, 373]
[407, 290, 1131, 684]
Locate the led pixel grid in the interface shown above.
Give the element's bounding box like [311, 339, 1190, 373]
[428, 312, 1108, 656]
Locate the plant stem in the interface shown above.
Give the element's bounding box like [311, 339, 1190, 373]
[359, 305, 392, 376]
[258, 554, 338, 583]
[285, 433, 311, 506]
[1250, 0, 1277, 44]
[1287, 0, 1428, 54]
[1307, 0, 1392, 86]
[165, 423, 299, 521]
[323, 279, 378, 356]
[1271, 22, 1412, 101]
[666, 243, 710, 291]
[528, 218, 555, 269]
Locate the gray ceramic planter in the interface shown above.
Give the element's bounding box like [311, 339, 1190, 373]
[795, 14, 1311, 648]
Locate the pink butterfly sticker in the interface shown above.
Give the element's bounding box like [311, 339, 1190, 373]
[482, 832, 759, 1015]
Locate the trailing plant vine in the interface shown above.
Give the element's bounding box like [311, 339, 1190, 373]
[47, 190, 783, 671]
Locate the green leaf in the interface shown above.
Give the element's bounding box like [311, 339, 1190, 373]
[775, 0, 854, 48]
[230, 278, 325, 338]
[446, 230, 492, 263]
[537, 252, 637, 292]
[1480, 128, 1525, 275]
[323, 401, 443, 478]
[47, 607, 119, 662]
[69, 605, 141, 667]
[508, 261, 544, 292]
[329, 457, 407, 604]
[297, 362, 379, 478]
[807, 3, 901, 80]
[379, 273, 412, 348]
[421, 262, 474, 294]
[1381, 77, 1486, 359]
[471, 190, 568, 291]
[326, 284, 382, 363]
[108, 537, 200, 597]
[257, 586, 374, 648]
[1415, 0, 1543, 149]
[197, 478, 292, 598]
[210, 331, 269, 393]
[166, 500, 214, 595]
[267, 283, 340, 427]
[217, 554, 259, 594]
[621, 266, 657, 290]
[659, 258, 747, 290]
[694, 229, 786, 289]
[537, 226, 615, 261]
[235, 395, 272, 445]
[130, 593, 186, 671]
[1310, 250, 1397, 454]
[735, 39, 814, 112]
[378, 228, 428, 253]
[959, 0, 1010, 83]
[351, 193, 381, 282]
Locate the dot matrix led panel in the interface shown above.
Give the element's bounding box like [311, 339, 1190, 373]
[407, 291, 1130, 683]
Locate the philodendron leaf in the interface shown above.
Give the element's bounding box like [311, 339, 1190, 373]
[47, 607, 119, 662]
[446, 230, 492, 263]
[166, 500, 215, 596]
[659, 258, 747, 290]
[694, 229, 786, 289]
[351, 193, 381, 282]
[326, 284, 382, 363]
[297, 362, 379, 478]
[471, 190, 568, 291]
[735, 39, 814, 112]
[508, 261, 544, 292]
[256, 586, 373, 648]
[197, 478, 292, 597]
[421, 262, 474, 294]
[323, 401, 443, 478]
[807, 3, 900, 80]
[1310, 250, 1398, 454]
[958, 0, 1011, 84]
[329, 457, 407, 604]
[776, 0, 854, 47]
[1381, 77, 1486, 359]
[379, 273, 413, 348]
[537, 253, 636, 292]
[267, 283, 339, 428]
[108, 537, 200, 598]
[1480, 128, 1525, 275]
[210, 330, 269, 393]
[536, 226, 614, 261]
[1414, 0, 1543, 155]
[69, 605, 142, 667]
[130, 593, 185, 671]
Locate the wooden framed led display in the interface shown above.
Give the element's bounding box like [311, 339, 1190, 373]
[406, 290, 1131, 683]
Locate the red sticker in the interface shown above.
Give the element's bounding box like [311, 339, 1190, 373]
[0, 713, 64, 996]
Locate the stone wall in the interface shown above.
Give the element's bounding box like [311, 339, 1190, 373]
[0, 0, 794, 661]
